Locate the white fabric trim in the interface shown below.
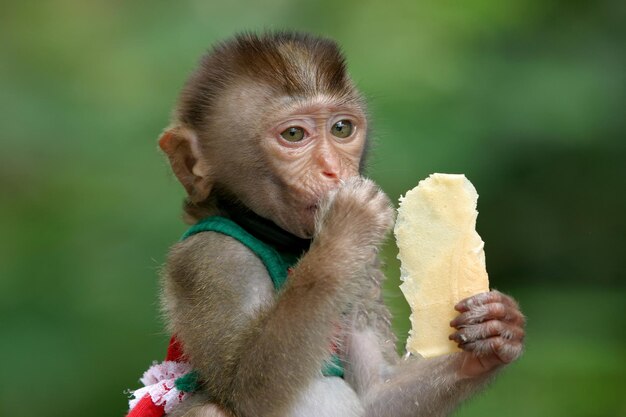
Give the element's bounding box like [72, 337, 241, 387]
[128, 361, 194, 413]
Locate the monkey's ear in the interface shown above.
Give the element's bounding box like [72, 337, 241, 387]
[158, 127, 213, 202]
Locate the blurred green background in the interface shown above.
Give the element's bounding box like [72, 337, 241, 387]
[1, 1, 624, 416]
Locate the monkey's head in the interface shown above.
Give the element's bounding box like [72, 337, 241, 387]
[159, 32, 369, 238]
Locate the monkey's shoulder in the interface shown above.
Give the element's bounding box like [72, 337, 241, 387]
[164, 231, 275, 304]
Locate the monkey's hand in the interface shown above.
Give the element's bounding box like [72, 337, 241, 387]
[449, 290, 526, 378]
[314, 176, 395, 253]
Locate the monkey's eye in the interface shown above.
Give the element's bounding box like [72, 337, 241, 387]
[331, 120, 353, 139]
[280, 126, 306, 142]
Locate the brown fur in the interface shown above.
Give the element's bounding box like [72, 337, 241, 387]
[177, 32, 358, 131]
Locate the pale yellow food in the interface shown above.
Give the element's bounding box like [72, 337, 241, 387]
[394, 173, 490, 358]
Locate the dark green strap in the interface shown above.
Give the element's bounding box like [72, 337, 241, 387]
[322, 354, 344, 377]
[181, 216, 289, 290]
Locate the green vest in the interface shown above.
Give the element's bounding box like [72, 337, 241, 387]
[182, 216, 344, 378]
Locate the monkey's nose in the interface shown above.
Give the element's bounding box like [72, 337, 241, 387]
[322, 170, 339, 180]
[320, 170, 344, 188]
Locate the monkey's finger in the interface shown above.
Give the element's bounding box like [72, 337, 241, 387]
[450, 302, 509, 328]
[453, 294, 525, 327]
[454, 290, 518, 312]
[461, 336, 524, 364]
[449, 320, 524, 345]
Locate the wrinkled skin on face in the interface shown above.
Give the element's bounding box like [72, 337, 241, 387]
[206, 82, 367, 238]
[259, 98, 367, 237]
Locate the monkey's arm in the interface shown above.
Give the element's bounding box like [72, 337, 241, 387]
[164, 178, 395, 417]
[164, 232, 331, 416]
[164, 228, 375, 417]
[345, 291, 525, 417]
[352, 347, 491, 417]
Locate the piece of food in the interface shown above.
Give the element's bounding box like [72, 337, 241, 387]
[394, 173, 490, 358]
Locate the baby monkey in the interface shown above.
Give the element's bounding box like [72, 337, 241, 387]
[142, 32, 525, 417]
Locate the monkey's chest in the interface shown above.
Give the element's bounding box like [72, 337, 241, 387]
[286, 377, 364, 417]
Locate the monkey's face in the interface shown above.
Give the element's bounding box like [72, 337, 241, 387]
[208, 85, 367, 238]
[257, 95, 367, 237]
